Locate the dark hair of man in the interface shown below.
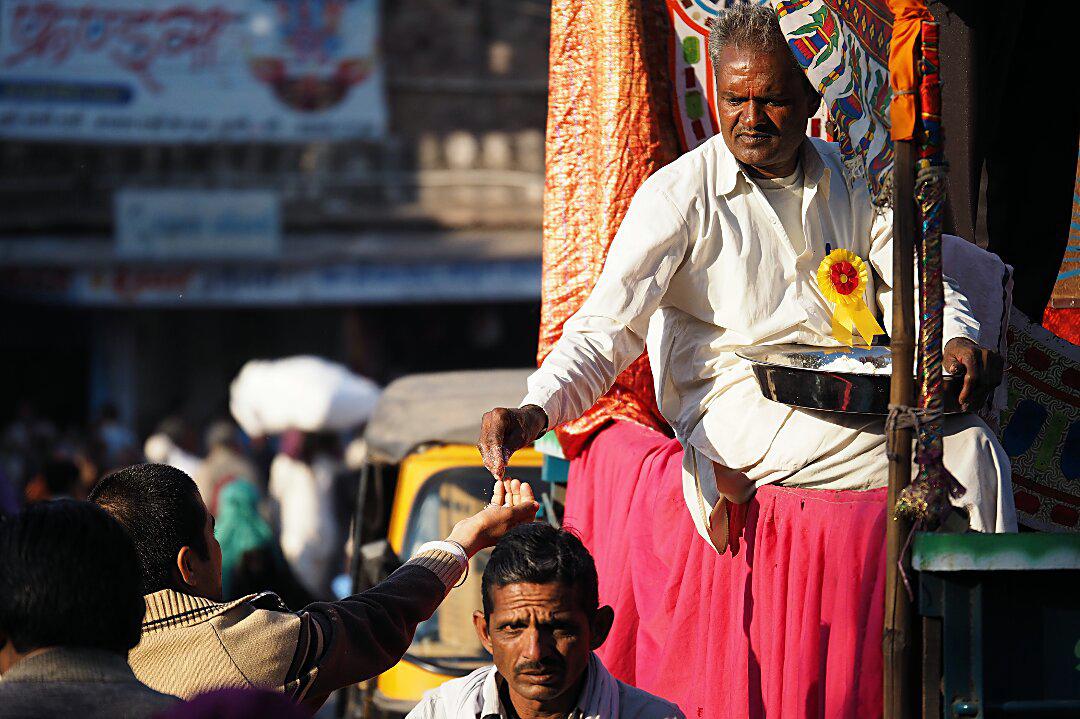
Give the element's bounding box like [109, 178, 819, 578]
[0, 500, 144, 654]
[481, 523, 599, 619]
[89, 463, 209, 594]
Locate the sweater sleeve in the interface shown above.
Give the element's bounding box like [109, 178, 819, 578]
[284, 554, 460, 710]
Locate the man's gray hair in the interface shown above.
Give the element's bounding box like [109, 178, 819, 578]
[707, 4, 792, 66]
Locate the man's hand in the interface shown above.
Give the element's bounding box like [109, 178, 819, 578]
[943, 337, 1002, 411]
[447, 479, 539, 557]
[478, 405, 548, 481]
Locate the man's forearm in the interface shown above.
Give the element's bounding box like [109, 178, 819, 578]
[292, 552, 463, 706]
[521, 317, 646, 428]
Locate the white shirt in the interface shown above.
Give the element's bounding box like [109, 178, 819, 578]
[407, 662, 683, 719]
[753, 163, 806, 255]
[521, 135, 979, 473]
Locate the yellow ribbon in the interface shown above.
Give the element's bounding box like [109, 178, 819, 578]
[816, 249, 885, 347]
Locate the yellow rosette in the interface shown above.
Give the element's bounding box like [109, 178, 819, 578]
[816, 248, 885, 347]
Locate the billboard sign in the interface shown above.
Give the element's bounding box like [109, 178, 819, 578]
[0, 259, 543, 306]
[0, 0, 385, 141]
[115, 189, 281, 258]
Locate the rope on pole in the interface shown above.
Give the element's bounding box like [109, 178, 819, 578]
[893, 20, 964, 529]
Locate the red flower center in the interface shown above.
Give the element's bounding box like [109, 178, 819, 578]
[830, 261, 859, 295]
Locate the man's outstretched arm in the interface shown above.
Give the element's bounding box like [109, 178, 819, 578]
[287, 480, 539, 710]
[479, 181, 691, 479]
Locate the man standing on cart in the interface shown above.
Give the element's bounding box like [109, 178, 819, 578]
[479, 4, 1015, 553]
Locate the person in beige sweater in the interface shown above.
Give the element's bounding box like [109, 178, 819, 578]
[90, 463, 538, 713]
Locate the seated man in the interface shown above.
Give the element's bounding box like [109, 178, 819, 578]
[408, 523, 683, 718]
[0, 500, 179, 718]
[89, 463, 538, 712]
[479, 4, 1016, 553]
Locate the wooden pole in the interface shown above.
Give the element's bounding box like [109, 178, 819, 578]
[885, 138, 917, 719]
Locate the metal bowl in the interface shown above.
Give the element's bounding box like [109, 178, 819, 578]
[735, 344, 963, 415]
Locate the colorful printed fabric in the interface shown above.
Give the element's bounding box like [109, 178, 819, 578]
[539, 0, 680, 458]
[1000, 312, 1080, 531]
[1049, 147, 1080, 310]
[1043, 307, 1080, 346]
[774, 0, 894, 205]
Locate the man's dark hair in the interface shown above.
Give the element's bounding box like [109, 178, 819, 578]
[89, 463, 208, 594]
[0, 500, 144, 654]
[481, 523, 599, 618]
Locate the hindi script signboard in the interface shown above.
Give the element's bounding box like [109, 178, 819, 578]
[0, 0, 385, 142]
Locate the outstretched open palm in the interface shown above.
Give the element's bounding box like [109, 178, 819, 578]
[447, 478, 538, 556]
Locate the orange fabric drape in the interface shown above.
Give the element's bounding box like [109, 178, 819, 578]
[887, 0, 932, 140]
[539, 0, 681, 458]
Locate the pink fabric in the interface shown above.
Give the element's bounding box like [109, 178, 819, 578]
[563, 421, 887, 719]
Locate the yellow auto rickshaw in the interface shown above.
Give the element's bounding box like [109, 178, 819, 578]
[345, 369, 542, 718]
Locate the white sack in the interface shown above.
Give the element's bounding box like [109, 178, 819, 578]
[230, 356, 380, 436]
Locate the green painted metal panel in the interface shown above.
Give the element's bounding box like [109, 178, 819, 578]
[913, 532, 1080, 572]
[534, 430, 565, 459]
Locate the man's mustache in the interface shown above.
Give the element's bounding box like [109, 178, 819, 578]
[515, 659, 566, 674]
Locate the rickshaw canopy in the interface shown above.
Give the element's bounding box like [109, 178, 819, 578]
[363, 368, 533, 464]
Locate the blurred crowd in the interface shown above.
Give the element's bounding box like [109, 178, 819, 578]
[0, 400, 366, 607]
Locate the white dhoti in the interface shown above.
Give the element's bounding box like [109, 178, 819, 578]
[683, 408, 1018, 553]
